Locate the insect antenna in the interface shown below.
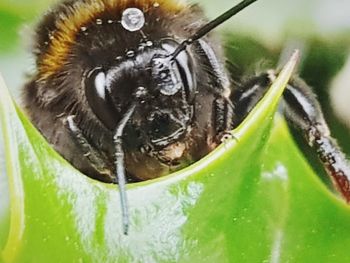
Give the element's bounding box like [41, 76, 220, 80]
[114, 103, 137, 235]
[171, 0, 258, 59]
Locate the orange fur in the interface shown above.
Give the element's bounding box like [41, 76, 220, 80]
[38, 0, 187, 80]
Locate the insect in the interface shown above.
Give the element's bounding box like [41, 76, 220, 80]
[23, 0, 350, 235]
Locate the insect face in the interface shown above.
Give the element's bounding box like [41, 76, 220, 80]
[84, 39, 196, 162]
[83, 39, 201, 182]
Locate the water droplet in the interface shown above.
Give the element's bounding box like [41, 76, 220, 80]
[96, 18, 103, 25]
[107, 19, 114, 24]
[116, 56, 123, 61]
[48, 32, 54, 40]
[126, 50, 135, 57]
[135, 86, 147, 98]
[81, 26, 87, 32]
[121, 8, 145, 32]
[146, 40, 153, 47]
[138, 44, 146, 51]
[153, 2, 160, 7]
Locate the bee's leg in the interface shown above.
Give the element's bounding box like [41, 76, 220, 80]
[64, 115, 113, 181]
[231, 73, 350, 202]
[212, 73, 273, 139]
[194, 39, 237, 138]
[283, 77, 350, 202]
[230, 72, 272, 127]
[213, 96, 235, 137]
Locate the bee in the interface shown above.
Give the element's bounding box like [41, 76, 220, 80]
[23, 0, 350, 234]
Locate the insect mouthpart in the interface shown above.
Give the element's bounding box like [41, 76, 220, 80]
[147, 109, 191, 148]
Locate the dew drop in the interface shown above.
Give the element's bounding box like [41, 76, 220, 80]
[153, 2, 160, 7]
[146, 40, 153, 47]
[107, 19, 114, 24]
[96, 18, 103, 25]
[135, 86, 147, 98]
[48, 32, 54, 40]
[121, 8, 145, 32]
[138, 43, 146, 51]
[126, 50, 135, 57]
[81, 26, 87, 32]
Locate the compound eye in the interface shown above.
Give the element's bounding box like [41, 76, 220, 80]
[84, 68, 117, 130]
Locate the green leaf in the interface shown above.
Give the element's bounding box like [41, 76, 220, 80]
[1, 53, 350, 263]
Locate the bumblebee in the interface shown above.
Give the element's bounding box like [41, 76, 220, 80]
[23, 0, 350, 234]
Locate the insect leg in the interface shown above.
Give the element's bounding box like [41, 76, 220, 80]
[230, 72, 272, 127]
[65, 115, 113, 180]
[195, 40, 236, 137]
[213, 97, 235, 136]
[283, 77, 350, 202]
[231, 73, 350, 202]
